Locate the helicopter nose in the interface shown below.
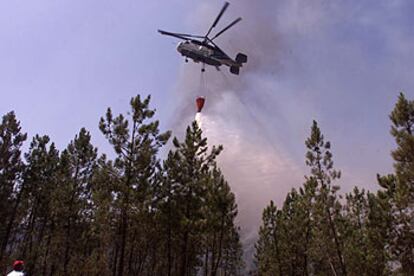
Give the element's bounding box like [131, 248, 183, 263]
[176, 42, 183, 53]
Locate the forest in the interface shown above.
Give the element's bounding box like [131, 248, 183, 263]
[254, 93, 414, 276]
[0, 93, 413, 275]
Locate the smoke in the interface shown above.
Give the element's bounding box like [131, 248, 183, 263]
[168, 0, 319, 267]
[167, 0, 413, 269]
[196, 94, 303, 266]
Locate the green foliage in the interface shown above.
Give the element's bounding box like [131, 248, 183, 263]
[98, 95, 171, 276]
[18, 134, 60, 275]
[255, 201, 281, 276]
[0, 95, 242, 276]
[255, 120, 393, 276]
[3, 92, 413, 275]
[377, 92, 414, 274]
[305, 121, 346, 276]
[0, 112, 27, 268]
[158, 121, 243, 275]
[255, 94, 414, 276]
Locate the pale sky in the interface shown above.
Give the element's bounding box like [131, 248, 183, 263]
[1, 0, 414, 262]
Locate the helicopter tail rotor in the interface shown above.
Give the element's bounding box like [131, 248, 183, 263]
[230, 53, 247, 75]
[236, 53, 248, 64]
[230, 66, 240, 75]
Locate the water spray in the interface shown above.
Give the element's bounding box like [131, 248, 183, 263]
[195, 96, 205, 128]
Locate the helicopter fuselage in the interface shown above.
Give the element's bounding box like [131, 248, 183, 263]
[177, 40, 238, 68]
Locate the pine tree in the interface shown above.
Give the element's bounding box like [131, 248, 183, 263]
[51, 128, 98, 275]
[254, 121, 346, 276]
[299, 177, 318, 275]
[85, 155, 117, 275]
[220, 225, 244, 276]
[366, 190, 391, 275]
[204, 167, 242, 275]
[342, 187, 369, 274]
[254, 200, 283, 276]
[161, 121, 222, 275]
[159, 121, 242, 275]
[279, 188, 314, 275]
[377, 93, 414, 274]
[342, 187, 391, 275]
[305, 120, 346, 276]
[0, 112, 27, 270]
[18, 135, 59, 275]
[154, 155, 181, 275]
[254, 183, 316, 276]
[99, 95, 170, 276]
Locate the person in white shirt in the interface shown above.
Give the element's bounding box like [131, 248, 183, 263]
[7, 260, 25, 276]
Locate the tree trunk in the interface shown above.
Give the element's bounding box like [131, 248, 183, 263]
[63, 214, 72, 275]
[204, 247, 209, 276]
[326, 206, 347, 275]
[41, 221, 53, 276]
[212, 214, 226, 276]
[117, 205, 128, 276]
[303, 210, 311, 276]
[180, 230, 189, 276]
[0, 182, 25, 262]
[64, 166, 79, 275]
[167, 200, 172, 276]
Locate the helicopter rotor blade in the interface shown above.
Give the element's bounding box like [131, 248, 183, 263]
[205, 2, 229, 38]
[158, 30, 204, 40]
[210, 17, 242, 41]
[158, 30, 188, 40]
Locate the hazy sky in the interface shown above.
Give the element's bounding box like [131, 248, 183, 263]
[1, 0, 414, 262]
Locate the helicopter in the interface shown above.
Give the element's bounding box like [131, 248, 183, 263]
[158, 2, 247, 75]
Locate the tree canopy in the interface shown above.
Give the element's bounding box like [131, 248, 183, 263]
[1, 92, 413, 275]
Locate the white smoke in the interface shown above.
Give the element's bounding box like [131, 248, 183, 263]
[197, 92, 303, 265]
[168, 0, 316, 268]
[167, 0, 411, 269]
